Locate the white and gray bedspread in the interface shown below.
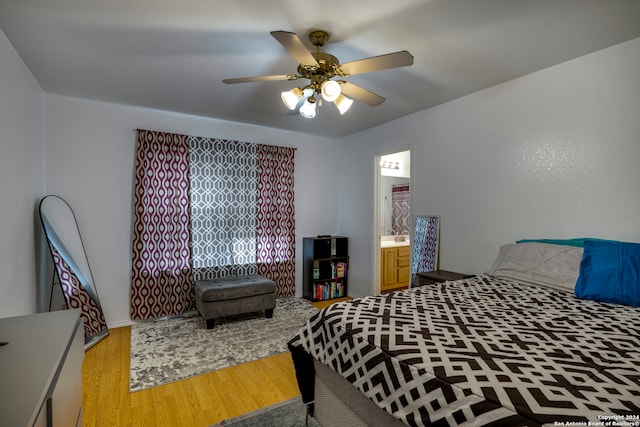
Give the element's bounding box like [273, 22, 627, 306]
[289, 276, 640, 426]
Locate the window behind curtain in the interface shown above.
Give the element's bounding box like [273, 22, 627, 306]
[189, 137, 259, 281]
[131, 131, 296, 318]
[189, 137, 296, 296]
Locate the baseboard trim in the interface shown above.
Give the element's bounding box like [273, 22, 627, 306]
[107, 319, 134, 328]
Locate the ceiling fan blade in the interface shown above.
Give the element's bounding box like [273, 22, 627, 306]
[339, 51, 413, 76]
[270, 31, 319, 66]
[340, 81, 385, 106]
[223, 74, 298, 84]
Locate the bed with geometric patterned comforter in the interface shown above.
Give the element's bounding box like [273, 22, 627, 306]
[289, 275, 640, 426]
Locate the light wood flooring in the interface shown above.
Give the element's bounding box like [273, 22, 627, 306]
[82, 297, 350, 427]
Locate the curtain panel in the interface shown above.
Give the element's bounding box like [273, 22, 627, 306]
[256, 144, 296, 297]
[130, 130, 193, 320]
[189, 137, 258, 281]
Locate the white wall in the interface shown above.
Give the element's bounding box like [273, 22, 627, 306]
[0, 29, 45, 318]
[339, 38, 640, 298]
[45, 95, 339, 327]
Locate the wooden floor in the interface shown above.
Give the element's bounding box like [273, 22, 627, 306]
[82, 297, 350, 427]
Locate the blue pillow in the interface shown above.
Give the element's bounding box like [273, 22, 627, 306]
[574, 239, 640, 307]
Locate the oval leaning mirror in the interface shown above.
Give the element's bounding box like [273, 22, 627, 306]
[39, 195, 108, 349]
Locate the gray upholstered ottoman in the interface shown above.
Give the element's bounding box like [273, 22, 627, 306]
[194, 275, 276, 329]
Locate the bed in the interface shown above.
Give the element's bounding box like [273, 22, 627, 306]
[288, 241, 640, 426]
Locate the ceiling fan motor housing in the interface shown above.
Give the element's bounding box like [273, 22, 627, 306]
[298, 31, 345, 94]
[298, 52, 340, 77]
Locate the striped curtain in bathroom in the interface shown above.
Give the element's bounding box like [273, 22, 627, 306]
[391, 184, 411, 235]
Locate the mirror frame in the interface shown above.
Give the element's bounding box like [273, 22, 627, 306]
[39, 195, 108, 349]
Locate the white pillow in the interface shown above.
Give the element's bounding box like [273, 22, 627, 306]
[486, 242, 583, 292]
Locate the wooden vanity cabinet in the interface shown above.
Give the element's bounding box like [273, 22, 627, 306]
[381, 245, 410, 292]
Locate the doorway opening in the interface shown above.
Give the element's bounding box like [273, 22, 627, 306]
[374, 149, 412, 295]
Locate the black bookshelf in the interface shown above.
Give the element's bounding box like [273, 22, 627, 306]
[303, 236, 349, 301]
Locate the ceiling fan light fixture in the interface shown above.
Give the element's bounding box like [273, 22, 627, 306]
[281, 87, 304, 110]
[299, 98, 317, 118]
[334, 94, 354, 115]
[321, 80, 341, 102]
[224, 29, 413, 119]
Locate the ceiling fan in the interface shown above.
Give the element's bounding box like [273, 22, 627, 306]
[223, 30, 414, 118]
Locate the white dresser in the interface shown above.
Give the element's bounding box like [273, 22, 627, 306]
[0, 309, 84, 427]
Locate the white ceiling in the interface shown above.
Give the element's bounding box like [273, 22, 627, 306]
[1, 0, 639, 138]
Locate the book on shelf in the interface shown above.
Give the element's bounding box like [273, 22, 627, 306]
[314, 280, 345, 300]
[330, 261, 347, 279]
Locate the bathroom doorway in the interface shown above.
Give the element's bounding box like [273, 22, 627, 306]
[373, 149, 412, 294]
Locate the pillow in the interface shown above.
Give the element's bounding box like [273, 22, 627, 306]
[486, 242, 583, 292]
[516, 238, 613, 247]
[574, 239, 640, 307]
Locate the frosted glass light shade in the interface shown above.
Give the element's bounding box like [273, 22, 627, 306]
[334, 94, 354, 115]
[321, 80, 341, 102]
[281, 87, 304, 110]
[299, 98, 317, 118]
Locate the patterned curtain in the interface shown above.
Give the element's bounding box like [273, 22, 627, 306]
[257, 145, 296, 297]
[130, 130, 193, 320]
[391, 184, 411, 235]
[189, 137, 258, 281]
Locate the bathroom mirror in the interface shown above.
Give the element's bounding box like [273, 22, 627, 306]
[411, 215, 440, 283]
[39, 195, 108, 349]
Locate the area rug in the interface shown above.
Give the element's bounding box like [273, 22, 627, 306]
[129, 298, 318, 392]
[210, 397, 320, 427]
